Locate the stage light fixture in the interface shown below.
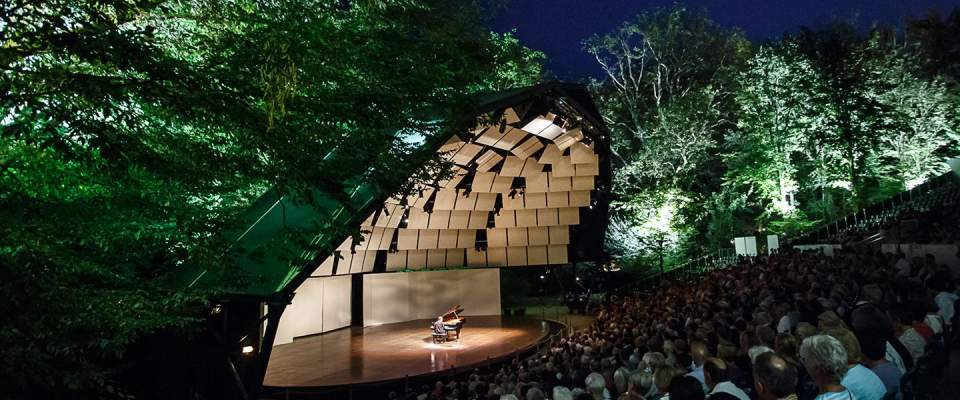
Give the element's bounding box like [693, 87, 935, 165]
[242, 345, 254, 354]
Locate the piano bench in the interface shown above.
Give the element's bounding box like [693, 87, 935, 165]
[432, 333, 446, 343]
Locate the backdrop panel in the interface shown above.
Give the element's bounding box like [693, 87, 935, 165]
[363, 269, 501, 326]
[274, 275, 352, 345]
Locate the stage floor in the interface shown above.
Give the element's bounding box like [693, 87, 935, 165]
[263, 316, 550, 388]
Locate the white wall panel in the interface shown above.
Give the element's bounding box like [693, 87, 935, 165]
[321, 275, 351, 332]
[363, 269, 501, 326]
[274, 275, 352, 346]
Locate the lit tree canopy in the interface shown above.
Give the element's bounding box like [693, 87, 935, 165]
[0, 0, 543, 396]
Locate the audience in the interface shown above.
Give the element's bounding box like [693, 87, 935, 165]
[703, 358, 749, 400]
[411, 245, 956, 400]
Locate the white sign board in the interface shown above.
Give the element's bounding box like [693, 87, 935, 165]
[767, 235, 780, 254]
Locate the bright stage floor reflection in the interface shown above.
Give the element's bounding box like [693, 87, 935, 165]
[264, 316, 550, 388]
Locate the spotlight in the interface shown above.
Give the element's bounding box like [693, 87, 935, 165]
[539, 275, 545, 280]
[242, 345, 254, 354]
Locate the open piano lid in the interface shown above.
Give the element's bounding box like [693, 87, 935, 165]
[441, 304, 464, 319]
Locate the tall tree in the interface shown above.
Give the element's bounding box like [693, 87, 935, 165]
[0, 0, 543, 396]
[795, 23, 899, 207]
[585, 5, 750, 260]
[726, 43, 829, 221]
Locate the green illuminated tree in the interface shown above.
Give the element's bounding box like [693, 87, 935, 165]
[865, 37, 957, 190]
[726, 43, 829, 222]
[0, 0, 543, 396]
[585, 5, 750, 262]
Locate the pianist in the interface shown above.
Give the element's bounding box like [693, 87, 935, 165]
[433, 317, 447, 335]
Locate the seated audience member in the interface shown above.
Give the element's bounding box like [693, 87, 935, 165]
[794, 323, 817, 342]
[816, 311, 846, 331]
[748, 346, 774, 364]
[654, 368, 684, 400]
[891, 303, 928, 362]
[554, 386, 574, 400]
[615, 366, 631, 395]
[643, 352, 667, 373]
[526, 387, 545, 400]
[774, 333, 816, 400]
[849, 304, 909, 374]
[753, 352, 799, 400]
[586, 372, 609, 400]
[824, 328, 886, 400]
[669, 376, 706, 400]
[703, 358, 749, 400]
[932, 277, 958, 327]
[858, 330, 901, 400]
[757, 325, 778, 348]
[687, 342, 709, 391]
[799, 335, 854, 400]
[621, 372, 649, 400]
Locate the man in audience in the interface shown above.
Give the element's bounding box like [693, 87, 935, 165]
[858, 330, 901, 400]
[703, 358, 749, 400]
[585, 372, 608, 400]
[753, 352, 798, 400]
[553, 386, 574, 400]
[932, 280, 958, 327]
[824, 328, 885, 400]
[620, 372, 649, 400]
[669, 376, 706, 400]
[799, 335, 854, 400]
[687, 342, 709, 391]
[654, 367, 683, 400]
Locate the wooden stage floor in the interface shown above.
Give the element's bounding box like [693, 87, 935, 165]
[264, 316, 551, 388]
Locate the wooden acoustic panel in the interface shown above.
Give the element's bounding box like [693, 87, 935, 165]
[337, 104, 601, 272]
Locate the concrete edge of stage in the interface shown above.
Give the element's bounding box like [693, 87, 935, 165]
[261, 317, 566, 398]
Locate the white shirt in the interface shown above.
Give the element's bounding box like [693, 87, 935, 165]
[815, 390, 856, 400]
[895, 258, 910, 277]
[709, 381, 750, 400]
[935, 291, 958, 325]
[777, 315, 793, 333]
[925, 313, 944, 334]
[885, 341, 907, 374]
[899, 328, 925, 362]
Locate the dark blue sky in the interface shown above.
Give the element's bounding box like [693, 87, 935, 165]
[493, 0, 960, 79]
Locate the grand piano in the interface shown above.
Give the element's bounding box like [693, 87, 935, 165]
[437, 305, 466, 341]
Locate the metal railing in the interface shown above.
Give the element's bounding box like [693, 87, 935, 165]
[608, 248, 738, 296]
[792, 172, 958, 245]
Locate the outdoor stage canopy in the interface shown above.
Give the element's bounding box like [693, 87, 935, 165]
[168, 83, 612, 399]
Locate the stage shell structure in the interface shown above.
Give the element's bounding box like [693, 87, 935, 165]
[171, 83, 612, 398]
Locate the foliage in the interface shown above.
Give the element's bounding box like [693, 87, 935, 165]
[585, 5, 751, 263]
[726, 43, 828, 220]
[0, 0, 543, 396]
[590, 8, 960, 272]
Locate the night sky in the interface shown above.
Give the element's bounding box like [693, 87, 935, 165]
[493, 0, 960, 80]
